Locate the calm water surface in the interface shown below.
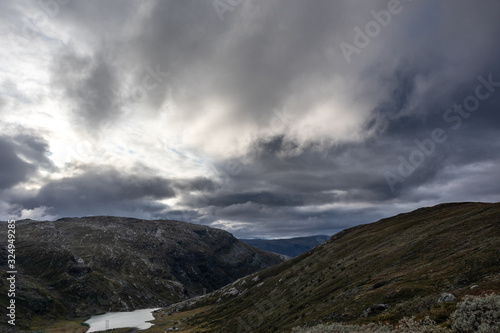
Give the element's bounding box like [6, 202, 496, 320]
[83, 308, 161, 332]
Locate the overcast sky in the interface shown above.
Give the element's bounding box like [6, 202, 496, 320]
[1, 0, 499, 238]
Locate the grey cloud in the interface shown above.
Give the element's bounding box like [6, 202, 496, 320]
[4, 0, 500, 238]
[1, 79, 30, 105]
[163, 208, 202, 224]
[209, 203, 385, 238]
[48, 0, 500, 145]
[18, 166, 175, 217]
[435, 163, 500, 200]
[172, 177, 217, 193]
[207, 191, 304, 208]
[0, 133, 53, 191]
[14, 134, 55, 170]
[0, 136, 36, 190]
[52, 1, 373, 130]
[0, 1, 27, 29]
[58, 0, 140, 34]
[51, 49, 120, 131]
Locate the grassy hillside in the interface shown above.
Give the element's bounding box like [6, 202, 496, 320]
[166, 202, 500, 332]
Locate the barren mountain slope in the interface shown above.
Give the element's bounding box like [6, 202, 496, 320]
[0, 216, 284, 329]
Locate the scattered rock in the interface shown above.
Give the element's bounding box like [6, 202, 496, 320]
[360, 304, 390, 317]
[225, 287, 239, 296]
[361, 308, 372, 318]
[438, 293, 456, 303]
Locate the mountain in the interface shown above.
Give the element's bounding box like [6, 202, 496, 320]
[0, 216, 284, 330]
[240, 235, 329, 257]
[163, 202, 500, 332]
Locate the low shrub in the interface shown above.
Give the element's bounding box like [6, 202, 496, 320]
[292, 294, 500, 333]
[450, 294, 500, 333]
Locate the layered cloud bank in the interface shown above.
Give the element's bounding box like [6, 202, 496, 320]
[1, 0, 500, 237]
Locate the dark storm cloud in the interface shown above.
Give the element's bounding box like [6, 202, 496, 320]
[7, 0, 500, 236]
[172, 177, 217, 193]
[0, 134, 53, 190]
[18, 166, 175, 217]
[48, 0, 500, 142]
[14, 134, 55, 170]
[49, 0, 362, 127]
[0, 136, 36, 190]
[200, 113, 500, 236]
[207, 191, 304, 207]
[175, 140, 402, 235]
[213, 137, 398, 200]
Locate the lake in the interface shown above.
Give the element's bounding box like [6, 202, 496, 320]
[83, 308, 161, 332]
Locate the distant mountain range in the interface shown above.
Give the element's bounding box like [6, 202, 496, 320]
[240, 235, 329, 257]
[0, 216, 284, 330]
[164, 202, 500, 332]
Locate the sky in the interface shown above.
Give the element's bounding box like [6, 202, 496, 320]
[1, 0, 500, 238]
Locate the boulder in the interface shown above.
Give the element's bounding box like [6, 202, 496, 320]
[438, 292, 456, 303]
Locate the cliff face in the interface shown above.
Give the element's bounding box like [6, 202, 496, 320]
[0, 216, 283, 327]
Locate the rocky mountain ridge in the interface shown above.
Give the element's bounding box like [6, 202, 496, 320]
[0, 216, 284, 329]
